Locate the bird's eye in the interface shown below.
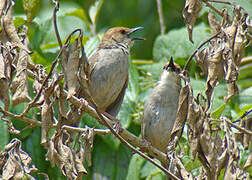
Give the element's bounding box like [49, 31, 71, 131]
[120, 30, 126, 34]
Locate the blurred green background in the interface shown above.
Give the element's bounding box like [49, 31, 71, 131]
[0, 0, 251, 179]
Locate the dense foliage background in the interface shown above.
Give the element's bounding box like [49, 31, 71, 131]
[0, 0, 252, 179]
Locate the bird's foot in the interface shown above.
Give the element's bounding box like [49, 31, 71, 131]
[103, 112, 122, 133]
[141, 138, 152, 149]
[78, 98, 88, 115]
[113, 120, 122, 134]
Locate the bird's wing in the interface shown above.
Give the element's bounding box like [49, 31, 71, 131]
[105, 76, 128, 117]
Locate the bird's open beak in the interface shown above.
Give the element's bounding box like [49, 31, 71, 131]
[128, 27, 145, 40]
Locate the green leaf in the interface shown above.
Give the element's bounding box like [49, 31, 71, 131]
[114, 144, 131, 180]
[211, 104, 226, 119]
[140, 160, 165, 180]
[117, 60, 141, 129]
[128, 59, 140, 101]
[84, 35, 100, 58]
[22, 0, 41, 22]
[92, 136, 117, 179]
[0, 115, 9, 151]
[65, 9, 90, 28]
[126, 154, 145, 180]
[89, 0, 104, 25]
[239, 87, 252, 107]
[13, 16, 26, 27]
[40, 16, 88, 49]
[153, 23, 210, 62]
[35, 2, 90, 50]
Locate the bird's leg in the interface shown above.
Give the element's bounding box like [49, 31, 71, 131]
[102, 112, 122, 133]
[141, 138, 152, 150]
[78, 98, 89, 115]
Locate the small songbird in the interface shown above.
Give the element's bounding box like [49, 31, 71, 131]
[141, 58, 181, 153]
[67, 27, 143, 128]
[83, 27, 144, 117]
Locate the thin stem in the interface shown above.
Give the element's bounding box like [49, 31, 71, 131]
[156, 0, 165, 35]
[52, 0, 62, 48]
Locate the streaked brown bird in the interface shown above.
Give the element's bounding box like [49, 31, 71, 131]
[66, 27, 144, 127]
[86, 27, 144, 117]
[141, 58, 181, 153]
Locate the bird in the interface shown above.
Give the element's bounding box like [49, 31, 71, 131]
[141, 58, 181, 153]
[66, 27, 144, 127]
[85, 27, 144, 117]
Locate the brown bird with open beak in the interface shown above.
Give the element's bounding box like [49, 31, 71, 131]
[85, 27, 144, 117]
[67, 27, 143, 127]
[141, 58, 181, 153]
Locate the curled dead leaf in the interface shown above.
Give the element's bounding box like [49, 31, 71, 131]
[46, 130, 87, 179]
[208, 12, 221, 36]
[81, 126, 94, 167]
[168, 84, 189, 149]
[66, 38, 81, 100]
[0, 45, 11, 110]
[0, 138, 37, 179]
[11, 45, 31, 106]
[1, 1, 31, 53]
[182, 0, 202, 43]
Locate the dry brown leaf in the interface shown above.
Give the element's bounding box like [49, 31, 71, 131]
[195, 47, 209, 74]
[0, 50, 10, 110]
[205, 47, 225, 109]
[32, 65, 47, 105]
[168, 84, 189, 148]
[1, 138, 37, 179]
[81, 126, 94, 167]
[56, 85, 67, 119]
[1, 1, 31, 53]
[61, 45, 69, 89]
[221, 6, 247, 102]
[46, 130, 87, 179]
[208, 12, 221, 36]
[174, 155, 193, 180]
[243, 145, 252, 170]
[11, 34, 31, 106]
[182, 0, 202, 43]
[41, 97, 53, 146]
[221, 118, 250, 179]
[0, 0, 6, 18]
[187, 84, 202, 161]
[243, 116, 252, 150]
[66, 38, 81, 99]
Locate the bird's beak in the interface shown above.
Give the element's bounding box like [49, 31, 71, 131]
[128, 27, 145, 40]
[167, 57, 175, 68]
[163, 57, 179, 72]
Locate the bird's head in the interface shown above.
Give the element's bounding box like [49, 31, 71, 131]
[163, 57, 181, 73]
[161, 57, 181, 85]
[99, 27, 144, 49]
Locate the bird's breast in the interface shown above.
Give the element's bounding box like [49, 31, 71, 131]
[88, 48, 129, 109]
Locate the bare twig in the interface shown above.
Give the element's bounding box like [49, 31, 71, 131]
[0, 107, 41, 126]
[62, 125, 110, 135]
[52, 0, 62, 48]
[222, 117, 252, 135]
[156, 0, 166, 35]
[207, 0, 234, 5]
[183, 31, 221, 71]
[233, 109, 252, 123]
